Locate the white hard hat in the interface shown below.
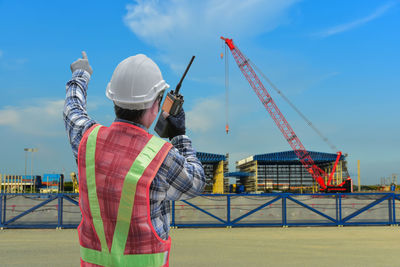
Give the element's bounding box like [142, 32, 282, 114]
[106, 54, 170, 110]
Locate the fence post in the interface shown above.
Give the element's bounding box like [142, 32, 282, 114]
[335, 194, 338, 225]
[171, 200, 175, 228]
[388, 194, 393, 225]
[2, 194, 6, 227]
[282, 194, 287, 227]
[0, 194, 2, 227]
[227, 195, 231, 227]
[58, 194, 63, 229]
[394, 194, 397, 225]
[338, 194, 342, 226]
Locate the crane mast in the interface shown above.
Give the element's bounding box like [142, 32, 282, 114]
[221, 37, 351, 192]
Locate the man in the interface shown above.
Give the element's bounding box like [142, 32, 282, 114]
[64, 52, 205, 267]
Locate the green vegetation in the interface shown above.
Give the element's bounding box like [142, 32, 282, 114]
[63, 182, 74, 192]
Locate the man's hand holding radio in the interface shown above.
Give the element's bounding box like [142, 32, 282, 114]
[165, 109, 186, 140]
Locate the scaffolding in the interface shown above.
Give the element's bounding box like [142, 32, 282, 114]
[0, 173, 63, 193]
[196, 152, 229, 193]
[0, 174, 34, 193]
[236, 151, 349, 193]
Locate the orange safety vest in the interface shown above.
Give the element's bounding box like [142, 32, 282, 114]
[77, 122, 172, 267]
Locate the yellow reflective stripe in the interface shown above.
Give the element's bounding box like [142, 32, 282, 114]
[111, 136, 166, 257]
[86, 125, 109, 253]
[81, 247, 167, 267]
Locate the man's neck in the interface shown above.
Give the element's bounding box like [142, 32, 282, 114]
[114, 118, 148, 131]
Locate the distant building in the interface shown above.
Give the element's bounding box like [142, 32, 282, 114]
[196, 152, 228, 194]
[0, 175, 42, 193]
[236, 151, 349, 193]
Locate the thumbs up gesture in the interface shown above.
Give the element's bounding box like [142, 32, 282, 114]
[70, 51, 93, 75]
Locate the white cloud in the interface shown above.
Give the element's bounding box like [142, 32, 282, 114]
[315, 2, 396, 38]
[0, 99, 65, 136]
[186, 97, 224, 132]
[123, 0, 300, 71]
[0, 109, 20, 125]
[124, 0, 298, 41]
[1, 58, 29, 70]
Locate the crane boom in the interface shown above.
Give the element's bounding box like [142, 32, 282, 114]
[221, 37, 352, 192]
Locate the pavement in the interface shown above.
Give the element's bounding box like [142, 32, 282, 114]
[0, 226, 399, 266]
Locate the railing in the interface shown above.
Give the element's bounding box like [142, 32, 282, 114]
[0, 193, 79, 229]
[0, 193, 399, 228]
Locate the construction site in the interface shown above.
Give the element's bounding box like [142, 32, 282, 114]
[1, 29, 399, 265]
[1, 37, 399, 230]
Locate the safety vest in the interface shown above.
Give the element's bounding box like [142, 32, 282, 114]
[77, 122, 172, 267]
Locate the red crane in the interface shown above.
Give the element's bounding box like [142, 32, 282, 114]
[221, 37, 352, 193]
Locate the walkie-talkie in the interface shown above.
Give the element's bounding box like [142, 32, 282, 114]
[155, 56, 195, 138]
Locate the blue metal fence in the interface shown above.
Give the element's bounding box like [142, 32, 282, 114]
[0, 193, 80, 229]
[0, 193, 399, 228]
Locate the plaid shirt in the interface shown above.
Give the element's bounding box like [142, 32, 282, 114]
[64, 70, 205, 240]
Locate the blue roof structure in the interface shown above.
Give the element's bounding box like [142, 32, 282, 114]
[43, 174, 63, 181]
[224, 172, 254, 178]
[253, 151, 345, 164]
[196, 152, 226, 163]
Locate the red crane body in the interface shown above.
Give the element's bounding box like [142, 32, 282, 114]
[221, 37, 352, 193]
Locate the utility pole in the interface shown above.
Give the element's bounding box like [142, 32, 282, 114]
[392, 173, 397, 185]
[24, 149, 28, 192]
[24, 148, 38, 192]
[357, 160, 361, 192]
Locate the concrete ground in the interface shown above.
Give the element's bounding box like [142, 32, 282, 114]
[0, 227, 399, 266]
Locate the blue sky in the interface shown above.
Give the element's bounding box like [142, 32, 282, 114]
[0, 0, 399, 185]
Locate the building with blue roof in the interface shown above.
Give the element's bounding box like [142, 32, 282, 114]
[236, 150, 349, 193]
[196, 152, 228, 193]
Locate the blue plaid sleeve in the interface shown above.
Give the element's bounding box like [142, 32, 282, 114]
[149, 135, 205, 239]
[63, 70, 97, 160]
[156, 135, 206, 201]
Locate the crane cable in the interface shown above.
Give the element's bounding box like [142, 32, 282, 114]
[225, 44, 229, 134]
[247, 58, 338, 152]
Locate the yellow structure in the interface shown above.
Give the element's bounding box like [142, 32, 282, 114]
[198, 152, 228, 194]
[71, 172, 79, 193]
[212, 161, 224, 194]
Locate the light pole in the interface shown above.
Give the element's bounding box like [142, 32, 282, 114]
[24, 149, 28, 192]
[24, 148, 38, 192]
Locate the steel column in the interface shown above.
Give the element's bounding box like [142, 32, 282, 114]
[227, 195, 231, 226]
[2, 194, 6, 226]
[338, 194, 342, 225]
[392, 194, 397, 224]
[0, 194, 3, 227]
[171, 201, 175, 227]
[58, 194, 63, 228]
[282, 194, 287, 226]
[388, 195, 393, 224]
[335, 194, 339, 222]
